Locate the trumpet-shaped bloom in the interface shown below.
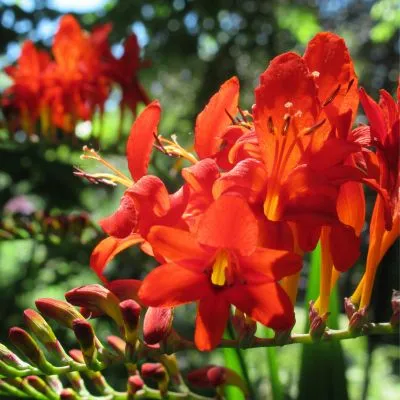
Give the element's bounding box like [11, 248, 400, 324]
[139, 196, 302, 350]
[90, 102, 189, 282]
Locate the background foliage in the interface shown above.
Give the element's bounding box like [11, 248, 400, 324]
[0, 0, 399, 399]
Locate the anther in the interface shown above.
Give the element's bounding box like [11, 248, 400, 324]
[303, 119, 326, 136]
[346, 79, 355, 94]
[238, 107, 248, 122]
[323, 84, 341, 107]
[225, 109, 238, 125]
[282, 115, 291, 136]
[284, 102, 293, 109]
[267, 116, 275, 134]
[311, 71, 320, 78]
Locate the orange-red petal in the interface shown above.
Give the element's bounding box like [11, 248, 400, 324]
[147, 226, 209, 264]
[139, 263, 210, 307]
[126, 101, 161, 181]
[195, 295, 230, 351]
[90, 234, 143, 283]
[225, 282, 295, 330]
[196, 196, 258, 256]
[194, 77, 239, 159]
[238, 248, 302, 281]
[99, 194, 138, 238]
[330, 223, 360, 271]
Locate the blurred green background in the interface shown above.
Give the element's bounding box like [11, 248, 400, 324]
[0, 0, 399, 399]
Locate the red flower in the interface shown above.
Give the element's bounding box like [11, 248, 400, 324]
[139, 196, 302, 350]
[90, 101, 188, 282]
[2, 41, 50, 134]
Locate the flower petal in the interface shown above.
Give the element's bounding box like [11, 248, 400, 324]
[90, 234, 143, 283]
[108, 279, 142, 303]
[304, 32, 358, 120]
[239, 248, 302, 281]
[126, 175, 170, 218]
[195, 77, 240, 159]
[225, 282, 295, 330]
[196, 196, 258, 256]
[337, 181, 365, 236]
[139, 263, 210, 307]
[147, 226, 209, 263]
[195, 295, 230, 351]
[330, 223, 360, 272]
[99, 193, 138, 238]
[126, 101, 161, 181]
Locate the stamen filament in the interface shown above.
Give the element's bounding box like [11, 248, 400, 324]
[81, 146, 133, 184]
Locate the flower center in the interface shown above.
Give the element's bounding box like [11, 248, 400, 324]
[211, 249, 230, 286]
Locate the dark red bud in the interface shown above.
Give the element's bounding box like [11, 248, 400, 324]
[72, 319, 96, 360]
[143, 307, 173, 345]
[9, 327, 43, 366]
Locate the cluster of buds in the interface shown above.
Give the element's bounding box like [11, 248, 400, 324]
[1, 15, 149, 143]
[0, 284, 248, 399]
[1, 199, 96, 243]
[78, 31, 398, 352]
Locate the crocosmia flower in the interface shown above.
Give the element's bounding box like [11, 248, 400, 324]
[139, 195, 302, 350]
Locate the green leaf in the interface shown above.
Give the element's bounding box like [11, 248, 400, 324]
[297, 244, 348, 400]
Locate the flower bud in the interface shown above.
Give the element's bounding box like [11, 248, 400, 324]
[141, 363, 169, 396]
[65, 285, 124, 328]
[107, 336, 126, 356]
[0, 343, 30, 370]
[25, 376, 56, 398]
[348, 307, 368, 335]
[187, 365, 248, 397]
[308, 301, 328, 340]
[8, 327, 52, 373]
[68, 349, 84, 364]
[72, 319, 97, 365]
[60, 388, 80, 400]
[108, 279, 142, 303]
[344, 297, 356, 319]
[120, 299, 141, 344]
[35, 299, 83, 329]
[23, 309, 67, 362]
[143, 307, 173, 345]
[127, 374, 144, 398]
[390, 290, 400, 327]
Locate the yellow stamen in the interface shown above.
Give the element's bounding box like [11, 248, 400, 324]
[80, 146, 134, 188]
[158, 135, 198, 165]
[211, 250, 229, 286]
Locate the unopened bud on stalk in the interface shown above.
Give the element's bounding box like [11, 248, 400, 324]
[107, 336, 126, 356]
[143, 307, 173, 345]
[8, 327, 52, 373]
[23, 309, 67, 362]
[35, 299, 83, 329]
[308, 302, 328, 340]
[25, 376, 57, 399]
[60, 388, 80, 400]
[141, 362, 169, 396]
[344, 297, 357, 319]
[187, 365, 248, 397]
[348, 307, 368, 335]
[390, 290, 400, 327]
[65, 285, 124, 328]
[72, 320, 97, 366]
[68, 349, 84, 364]
[0, 343, 30, 370]
[232, 309, 256, 346]
[127, 374, 144, 398]
[120, 299, 141, 342]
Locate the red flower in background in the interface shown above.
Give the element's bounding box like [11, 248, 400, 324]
[2, 41, 50, 134]
[1, 15, 149, 137]
[139, 196, 302, 350]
